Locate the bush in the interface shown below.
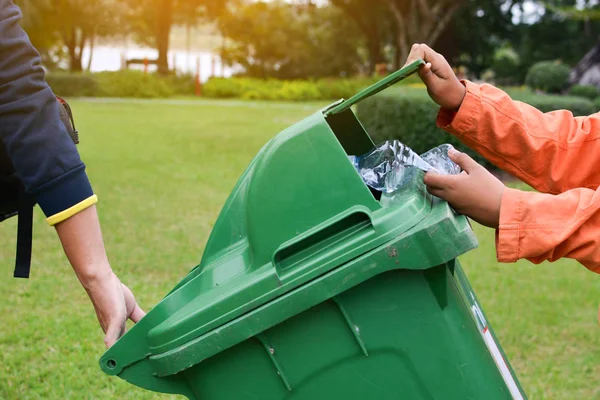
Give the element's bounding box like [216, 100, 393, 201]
[315, 78, 378, 100]
[594, 96, 600, 112]
[356, 87, 595, 170]
[492, 46, 522, 85]
[46, 73, 99, 97]
[41, 73, 411, 101]
[525, 61, 571, 94]
[512, 92, 595, 116]
[203, 76, 400, 101]
[46, 70, 198, 98]
[202, 77, 243, 98]
[569, 84, 599, 100]
[94, 70, 175, 98]
[166, 73, 197, 96]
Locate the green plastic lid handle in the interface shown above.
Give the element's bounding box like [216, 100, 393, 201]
[325, 58, 425, 116]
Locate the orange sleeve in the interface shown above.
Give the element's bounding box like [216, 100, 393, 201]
[437, 80, 600, 194]
[497, 187, 600, 274]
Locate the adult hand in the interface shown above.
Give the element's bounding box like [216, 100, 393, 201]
[84, 271, 145, 348]
[424, 148, 505, 228]
[403, 43, 467, 111]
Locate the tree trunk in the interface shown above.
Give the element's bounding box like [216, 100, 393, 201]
[388, 1, 409, 66]
[156, 0, 173, 76]
[87, 31, 95, 72]
[388, 19, 399, 71]
[425, 3, 461, 45]
[366, 35, 384, 73]
[570, 40, 600, 87]
[64, 27, 83, 72]
[75, 29, 87, 73]
[387, 0, 465, 68]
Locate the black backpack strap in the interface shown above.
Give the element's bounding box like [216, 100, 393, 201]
[13, 185, 33, 279]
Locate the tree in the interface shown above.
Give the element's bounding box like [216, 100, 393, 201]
[218, 1, 364, 79]
[542, 1, 600, 21]
[17, 0, 122, 72]
[439, 0, 525, 79]
[330, 0, 391, 73]
[125, 0, 227, 75]
[386, 0, 469, 67]
[539, 1, 600, 86]
[512, 0, 600, 74]
[15, 0, 62, 67]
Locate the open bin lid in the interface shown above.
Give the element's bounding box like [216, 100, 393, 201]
[325, 59, 425, 116]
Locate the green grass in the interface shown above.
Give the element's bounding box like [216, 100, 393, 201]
[0, 98, 598, 399]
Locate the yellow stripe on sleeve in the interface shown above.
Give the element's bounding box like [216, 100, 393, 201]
[46, 195, 98, 226]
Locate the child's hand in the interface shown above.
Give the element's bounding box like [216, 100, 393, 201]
[403, 43, 466, 111]
[424, 149, 505, 228]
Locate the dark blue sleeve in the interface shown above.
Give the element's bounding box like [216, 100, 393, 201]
[0, 0, 94, 220]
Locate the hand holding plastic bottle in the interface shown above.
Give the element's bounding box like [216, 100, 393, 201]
[424, 148, 505, 229]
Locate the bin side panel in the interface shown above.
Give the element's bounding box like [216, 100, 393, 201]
[181, 268, 516, 400]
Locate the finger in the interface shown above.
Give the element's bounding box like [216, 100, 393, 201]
[129, 303, 146, 323]
[426, 186, 448, 200]
[447, 149, 480, 174]
[424, 171, 460, 190]
[403, 43, 426, 68]
[423, 172, 444, 190]
[104, 320, 124, 349]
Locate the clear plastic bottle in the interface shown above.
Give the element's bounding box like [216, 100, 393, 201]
[349, 141, 460, 194]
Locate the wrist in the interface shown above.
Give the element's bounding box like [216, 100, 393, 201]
[77, 262, 115, 290]
[452, 80, 467, 111]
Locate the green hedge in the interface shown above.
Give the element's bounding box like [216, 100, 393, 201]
[202, 77, 381, 101]
[45, 73, 99, 97]
[93, 71, 174, 98]
[356, 87, 595, 169]
[569, 84, 599, 100]
[46, 70, 195, 98]
[44, 71, 385, 100]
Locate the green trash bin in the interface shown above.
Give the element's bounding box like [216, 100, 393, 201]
[100, 59, 527, 400]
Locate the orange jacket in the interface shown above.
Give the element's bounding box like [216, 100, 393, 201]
[437, 81, 600, 274]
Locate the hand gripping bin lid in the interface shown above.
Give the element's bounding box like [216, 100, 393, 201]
[100, 60, 528, 400]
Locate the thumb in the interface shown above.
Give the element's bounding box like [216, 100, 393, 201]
[448, 149, 479, 173]
[418, 62, 438, 87]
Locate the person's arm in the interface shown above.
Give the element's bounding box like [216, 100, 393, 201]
[0, 0, 144, 347]
[425, 149, 600, 275]
[405, 43, 600, 194]
[438, 82, 600, 195]
[497, 186, 600, 273]
[55, 205, 145, 347]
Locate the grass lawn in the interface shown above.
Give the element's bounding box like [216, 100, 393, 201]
[0, 98, 598, 399]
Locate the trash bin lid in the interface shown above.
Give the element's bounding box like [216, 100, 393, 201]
[325, 59, 424, 116]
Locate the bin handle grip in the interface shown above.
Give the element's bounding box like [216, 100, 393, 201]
[273, 210, 375, 278]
